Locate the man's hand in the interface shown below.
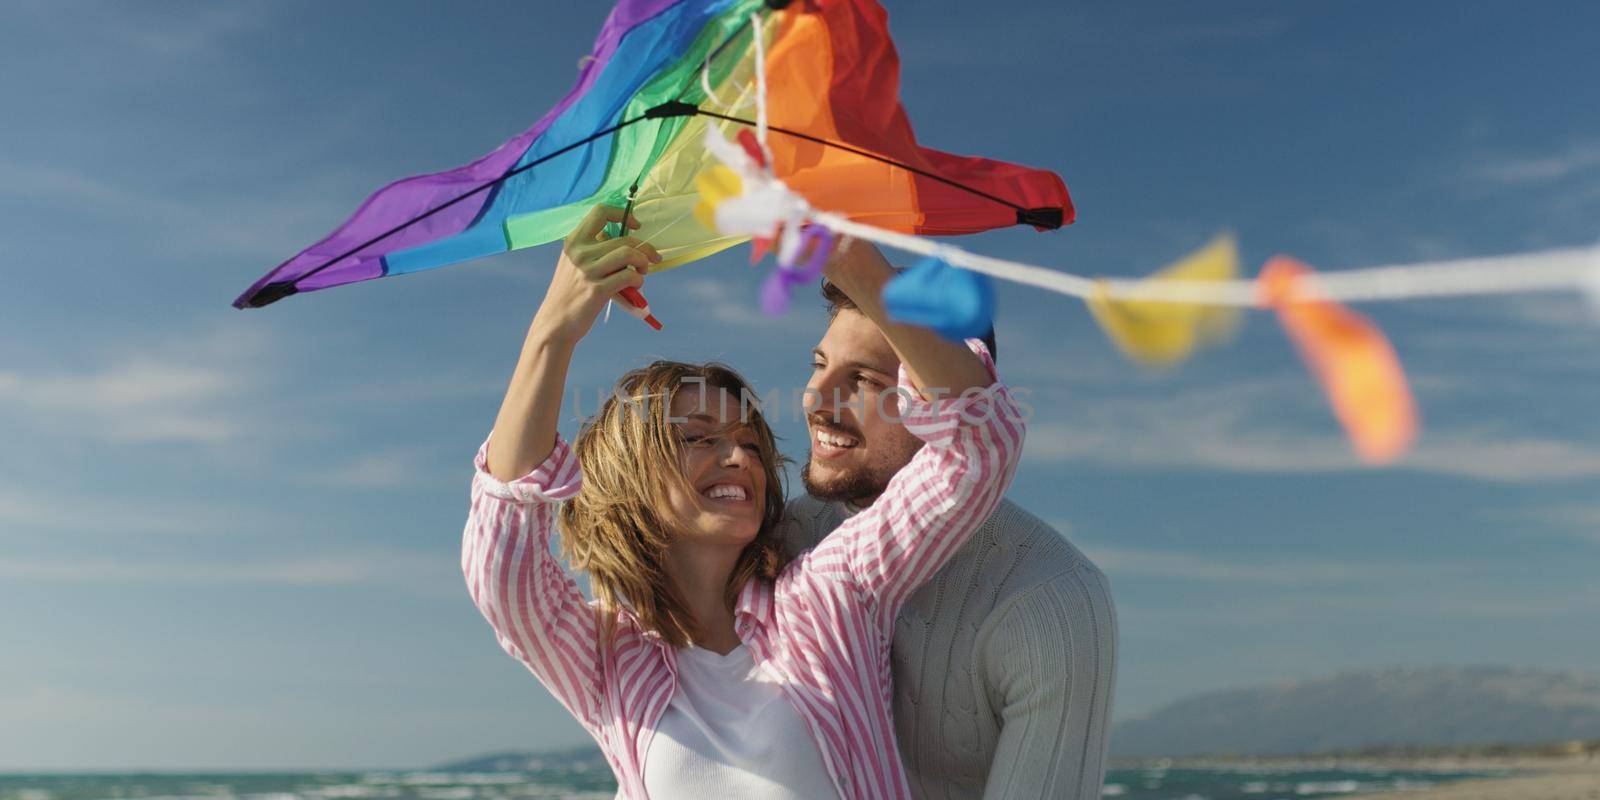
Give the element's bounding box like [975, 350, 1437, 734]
[820, 239, 993, 399]
[821, 236, 896, 302]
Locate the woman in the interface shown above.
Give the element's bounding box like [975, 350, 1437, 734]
[463, 205, 1024, 799]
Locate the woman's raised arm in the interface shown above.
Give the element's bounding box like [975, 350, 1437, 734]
[464, 204, 661, 734]
[486, 205, 660, 481]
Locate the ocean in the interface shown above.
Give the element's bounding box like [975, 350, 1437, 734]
[0, 765, 1506, 800]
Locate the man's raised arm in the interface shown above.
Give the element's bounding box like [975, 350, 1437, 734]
[822, 238, 992, 401]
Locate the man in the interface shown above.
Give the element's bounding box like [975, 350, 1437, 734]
[781, 239, 1118, 799]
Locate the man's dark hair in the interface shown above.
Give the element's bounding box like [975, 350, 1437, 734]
[821, 279, 997, 362]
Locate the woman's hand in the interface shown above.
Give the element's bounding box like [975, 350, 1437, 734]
[530, 204, 663, 345]
[488, 205, 660, 481]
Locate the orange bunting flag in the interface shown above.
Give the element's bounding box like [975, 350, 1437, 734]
[1259, 256, 1418, 464]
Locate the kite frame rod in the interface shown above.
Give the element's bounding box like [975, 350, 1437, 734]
[689, 108, 1053, 222]
[246, 1, 1063, 308]
[252, 9, 769, 305]
[252, 116, 647, 302]
[250, 107, 1061, 307]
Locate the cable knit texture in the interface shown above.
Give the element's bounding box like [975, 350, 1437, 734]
[780, 497, 1117, 800]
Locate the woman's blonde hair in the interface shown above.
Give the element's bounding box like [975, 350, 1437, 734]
[558, 360, 790, 648]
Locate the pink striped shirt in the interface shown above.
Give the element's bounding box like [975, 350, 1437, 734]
[462, 356, 1023, 799]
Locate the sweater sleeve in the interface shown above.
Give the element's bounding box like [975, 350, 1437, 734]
[797, 342, 1025, 631]
[979, 568, 1119, 800]
[462, 431, 605, 736]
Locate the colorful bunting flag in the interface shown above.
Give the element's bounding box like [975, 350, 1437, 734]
[881, 255, 996, 342]
[1259, 256, 1418, 464]
[1087, 234, 1242, 367]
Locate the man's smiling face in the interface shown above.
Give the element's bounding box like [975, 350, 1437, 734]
[802, 309, 923, 506]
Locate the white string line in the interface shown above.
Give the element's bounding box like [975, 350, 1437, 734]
[699, 52, 724, 106]
[603, 203, 698, 325]
[700, 16, 762, 111]
[814, 211, 1097, 296]
[813, 212, 1600, 307]
[637, 202, 701, 250]
[1298, 248, 1598, 302]
[750, 10, 768, 146]
[621, 127, 699, 244]
[735, 7, 1597, 307]
[699, 45, 750, 110]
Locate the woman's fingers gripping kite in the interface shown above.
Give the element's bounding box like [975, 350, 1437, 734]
[530, 205, 666, 342]
[566, 204, 637, 248]
[565, 205, 662, 280]
[589, 235, 663, 279]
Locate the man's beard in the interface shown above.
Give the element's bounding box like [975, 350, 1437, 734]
[801, 415, 919, 505]
[801, 458, 894, 505]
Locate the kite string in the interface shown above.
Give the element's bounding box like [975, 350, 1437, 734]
[751, 11, 768, 147]
[700, 49, 730, 107]
[695, 109, 1031, 214]
[810, 210, 1600, 307]
[699, 12, 764, 112]
[637, 203, 701, 250]
[603, 191, 698, 326]
[679, 10, 757, 104]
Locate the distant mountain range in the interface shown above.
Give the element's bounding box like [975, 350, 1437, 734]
[433, 745, 607, 773]
[433, 665, 1600, 768]
[1112, 665, 1600, 757]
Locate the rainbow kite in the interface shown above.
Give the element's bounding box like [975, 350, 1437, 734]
[233, 0, 1071, 309]
[233, 0, 1573, 467]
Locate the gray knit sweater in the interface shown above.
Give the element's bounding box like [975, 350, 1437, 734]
[779, 496, 1117, 800]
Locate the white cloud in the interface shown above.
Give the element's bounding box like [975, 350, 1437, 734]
[112, 4, 270, 58]
[0, 160, 138, 207]
[0, 680, 589, 771]
[0, 157, 359, 260]
[318, 452, 422, 488]
[0, 331, 261, 445]
[0, 549, 446, 587]
[1097, 546, 1600, 629]
[1478, 140, 1600, 185]
[9, 0, 274, 59]
[1117, 582, 1600, 626]
[0, 362, 244, 444]
[1058, 527, 1551, 619]
[1022, 373, 1600, 482]
[1081, 543, 1452, 587]
[1519, 503, 1600, 546]
[0, 488, 236, 536]
[304, 447, 460, 489]
[674, 276, 821, 330]
[1404, 435, 1600, 481]
[1032, 415, 1600, 481]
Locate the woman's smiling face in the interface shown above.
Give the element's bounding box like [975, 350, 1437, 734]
[662, 385, 769, 547]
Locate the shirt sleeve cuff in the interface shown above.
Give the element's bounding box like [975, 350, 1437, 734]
[472, 431, 584, 504]
[895, 338, 1009, 442]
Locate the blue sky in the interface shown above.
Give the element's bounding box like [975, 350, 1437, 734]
[2, 0, 1598, 771]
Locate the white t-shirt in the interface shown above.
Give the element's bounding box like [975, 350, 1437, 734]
[642, 644, 841, 799]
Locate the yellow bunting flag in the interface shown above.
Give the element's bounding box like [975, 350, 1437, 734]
[1087, 235, 1243, 367]
[1259, 256, 1418, 465]
[692, 165, 743, 233]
